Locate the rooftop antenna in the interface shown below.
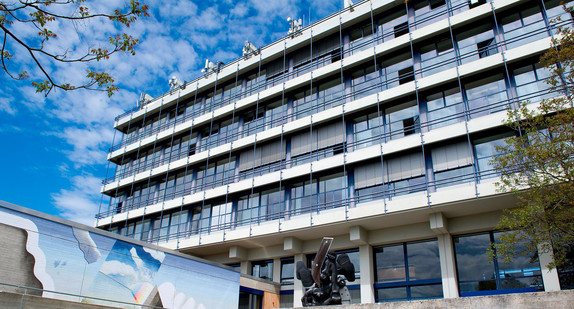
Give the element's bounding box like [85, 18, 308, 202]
[345, 0, 354, 11]
[138, 92, 153, 108]
[201, 59, 224, 75]
[287, 16, 302, 38]
[243, 41, 259, 58]
[169, 76, 184, 91]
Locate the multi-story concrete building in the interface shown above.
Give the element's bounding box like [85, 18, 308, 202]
[96, 0, 573, 306]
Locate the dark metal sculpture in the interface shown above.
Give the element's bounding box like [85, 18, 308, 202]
[296, 237, 356, 306]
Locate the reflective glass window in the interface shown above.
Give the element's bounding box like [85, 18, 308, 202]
[374, 239, 442, 302]
[454, 231, 543, 296]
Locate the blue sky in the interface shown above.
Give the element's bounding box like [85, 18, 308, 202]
[0, 0, 344, 225]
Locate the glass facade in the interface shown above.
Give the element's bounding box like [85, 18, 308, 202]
[252, 260, 274, 281]
[374, 240, 443, 302]
[98, 0, 570, 302]
[454, 231, 543, 296]
[99, 0, 569, 242]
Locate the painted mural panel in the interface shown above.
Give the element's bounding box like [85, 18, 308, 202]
[0, 205, 240, 308]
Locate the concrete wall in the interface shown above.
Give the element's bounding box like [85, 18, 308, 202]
[290, 290, 574, 309]
[0, 201, 241, 309]
[0, 291, 119, 309]
[0, 223, 42, 296]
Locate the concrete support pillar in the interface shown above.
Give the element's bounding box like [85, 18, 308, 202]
[284, 237, 303, 254]
[240, 260, 252, 276]
[430, 212, 459, 298]
[437, 234, 459, 298]
[359, 244, 375, 304]
[293, 253, 305, 308]
[273, 258, 281, 283]
[538, 243, 561, 291]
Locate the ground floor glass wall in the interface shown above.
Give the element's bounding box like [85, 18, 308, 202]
[374, 239, 443, 302]
[453, 231, 543, 296]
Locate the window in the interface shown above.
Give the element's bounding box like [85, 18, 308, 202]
[290, 172, 347, 213]
[464, 74, 509, 118]
[252, 260, 274, 281]
[499, 4, 546, 50]
[398, 67, 414, 85]
[245, 69, 267, 95]
[377, 5, 409, 42]
[394, 22, 409, 37]
[380, 50, 413, 89]
[385, 100, 420, 140]
[265, 99, 288, 129]
[454, 231, 543, 296]
[239, 289, 263, 309]
[210, 202, 233, 231]
[431, 141, 474, 188]
[196, 157, 237, 190]
[477, 38, 496, 58]
[349, 22, 376, 53]
[355, 160, 385, 203]
[353, 111, 383, 149]
[239, 140, 285, 179]
[266, 57, 287, 85]
[474, 133, 512, 179]
[290, 121, 346, 165]
[196, 162, 216, 191]
[350, 23, 375, 41]
[318, 173, 348, 210]
[243, 105, 265, 136]
[349, 64, 379, 100]
[317, 77, 344, 111]
[279, 291, 294, 308]
[188, 206, 201, 235]
[150, 211, 188, 243]
[469, 0, 487, 8]
[419, 37, 455, 77]
[374, 239, 443, 302]
[199, 117, 240, 152]
[558, 245, 574, 289]
[412, 0, 447, 29]
[260, 188, 285, 220]
[425, 87, 464, 129]
[312, 33, 341, 68]
[292, 46, 312, 76]
[281, 258, 295, 285]
[338, 249, 361, 280]
[387, 152, 426, 197]
[455, 22, 496, 64]
[174, 170, 192, 198]
[341, 286, 358, 304]
[544, 0, 574, 33]
[290, 179, 317, 215]
[227, 263, 241, 272]
[237, 193, 260, 226]
[513, 62, 552, 103]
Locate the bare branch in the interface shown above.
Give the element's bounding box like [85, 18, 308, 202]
[0, 0, 149, 95]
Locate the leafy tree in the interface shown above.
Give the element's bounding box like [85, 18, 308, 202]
[491, 8, 574, 269]
[0, 0, 149, 96]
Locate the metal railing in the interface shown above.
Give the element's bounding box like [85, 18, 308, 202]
[107, 10, 562, 159]
[107, 0, 479, 152]
[97, 79, 557, 219]
[111, 166, 504, 243]
[98, 12, 566, 217]
[0, 282, 164, 309]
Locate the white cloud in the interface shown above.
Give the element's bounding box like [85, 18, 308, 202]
[142, 247, 166, 263]
[100, 260, 138, 282]
[52, 174, 102, 225]
[3, 0, 347, 225]
[52, 125, 114, 168]
[0, 97, 17, 115]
